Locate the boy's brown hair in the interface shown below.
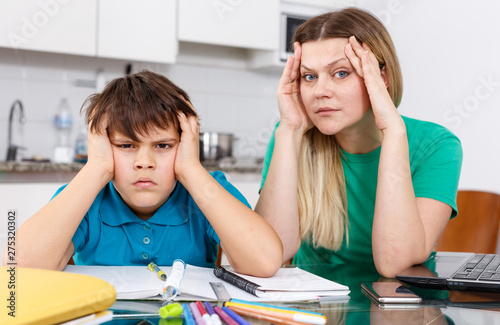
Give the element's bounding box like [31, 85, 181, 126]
[82, 70, 197, 140]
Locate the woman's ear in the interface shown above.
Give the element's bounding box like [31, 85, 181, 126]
[380, 65, 389, 89]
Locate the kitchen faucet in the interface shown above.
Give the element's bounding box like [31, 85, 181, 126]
[6, 99, 26, 161]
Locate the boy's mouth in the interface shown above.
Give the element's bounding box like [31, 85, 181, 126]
[134, 177, 156, 188]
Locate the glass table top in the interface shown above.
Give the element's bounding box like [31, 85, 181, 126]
[106, 260, 500, 325]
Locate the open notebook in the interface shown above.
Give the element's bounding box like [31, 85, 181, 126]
[64, 264, 350, 302]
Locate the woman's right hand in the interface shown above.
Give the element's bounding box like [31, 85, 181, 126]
[86, 116, 114, 182]
[276, 42, 313, 134]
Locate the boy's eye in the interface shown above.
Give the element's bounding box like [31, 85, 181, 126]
[118, 144, 134, 149]
[156, 144, 171, 149]
[335, 71, 348, 78]
[302, 74, 316, 82]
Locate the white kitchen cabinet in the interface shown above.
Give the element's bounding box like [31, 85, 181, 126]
[178, 0, 280, 51]
[98, 0, 177, 63]
[0, 182, 65, 254]
[0, 0, 97, 56]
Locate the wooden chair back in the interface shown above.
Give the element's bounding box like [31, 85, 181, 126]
[436, 190, 500, 254]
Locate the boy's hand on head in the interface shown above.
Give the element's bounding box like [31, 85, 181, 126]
[174, 112, 202, 182]
[87, 116, 114, 182]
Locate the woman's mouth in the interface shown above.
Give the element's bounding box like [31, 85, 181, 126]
[316, 107, 339, 116]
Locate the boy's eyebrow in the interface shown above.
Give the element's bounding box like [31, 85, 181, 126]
[111, 136, 179, 143]
[109, 135, 133, 142]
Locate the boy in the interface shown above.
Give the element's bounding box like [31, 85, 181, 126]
[4, 70, 282, 277]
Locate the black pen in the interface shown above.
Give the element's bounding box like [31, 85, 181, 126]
[213, 266, 260, 296]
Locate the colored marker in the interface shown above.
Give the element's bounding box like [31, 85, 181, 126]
[222, 306, 251, 325]
[148, 262, 167, 281]
[182, 303, 195, 325]
[213, 306, 238, 325]
[204, 302, 222, 325]
[190, 302, 205, 325]
[196, 301, 213, 325]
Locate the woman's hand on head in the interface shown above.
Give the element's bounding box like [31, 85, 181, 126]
[277, 42, 313, 134]
[174, 112, 201, 181]
[87, 116, 114, 181]
[344, 36, 403, 132]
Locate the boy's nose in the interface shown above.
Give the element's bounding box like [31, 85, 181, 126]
[134, 150, 155, 169]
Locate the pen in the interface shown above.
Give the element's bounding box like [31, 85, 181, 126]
[182, 303, 196, 325]
[222, 306, 251, 325]
[213, 267, 260, 296]
[224, 306, 326, 325]
[190, 302, 206, 325]
[204, 301, 222, 325]
[213, 306, 238, 325]
[196, 301, 213, 325]
[148, 262, 167, 281]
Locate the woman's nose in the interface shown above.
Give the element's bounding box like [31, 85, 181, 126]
[134, 148, 155, 169]
[314, 77, 334, 99]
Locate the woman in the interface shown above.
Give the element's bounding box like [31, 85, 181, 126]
[255, 8, 462, 277]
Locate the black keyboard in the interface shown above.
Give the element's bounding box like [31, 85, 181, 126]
[452, 254, 500, 281]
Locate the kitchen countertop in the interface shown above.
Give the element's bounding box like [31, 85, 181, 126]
[0, 160, 262, 183]
[0, 161, 85, 173]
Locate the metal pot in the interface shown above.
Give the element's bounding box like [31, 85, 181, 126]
[199, 132, 234, 162]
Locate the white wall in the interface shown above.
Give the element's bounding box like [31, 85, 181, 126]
[357, 0, 500, 194]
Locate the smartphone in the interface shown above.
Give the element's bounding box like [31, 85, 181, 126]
[361, 282, 422, 304]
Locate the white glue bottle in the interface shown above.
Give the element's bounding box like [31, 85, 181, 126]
[162, 259, 186, 300]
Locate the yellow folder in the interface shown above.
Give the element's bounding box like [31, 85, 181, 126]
[0, 266, 116, 325]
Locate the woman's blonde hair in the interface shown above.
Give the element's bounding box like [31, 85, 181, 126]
[294, 8, 403, 250]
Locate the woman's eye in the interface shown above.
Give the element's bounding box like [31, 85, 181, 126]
[119, 144, 134, 149]
[302, 74, 316, 82]
[335, 71, 348, 78]
[156, 144, 171, 149]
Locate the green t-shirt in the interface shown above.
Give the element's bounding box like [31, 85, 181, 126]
[260, 115, 463, 266]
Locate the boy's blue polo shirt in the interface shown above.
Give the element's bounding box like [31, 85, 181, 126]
[54, 171, 250, 267]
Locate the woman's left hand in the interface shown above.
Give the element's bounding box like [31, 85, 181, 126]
[174, 112, 201, 181]
[344, 36, 403, 132]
